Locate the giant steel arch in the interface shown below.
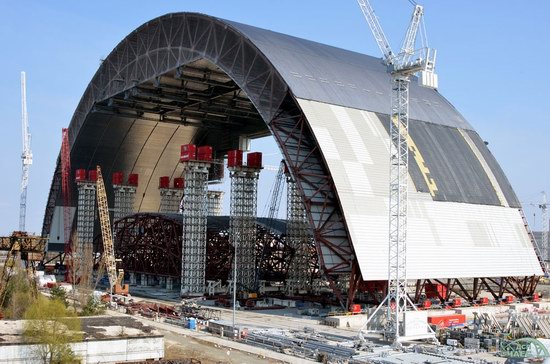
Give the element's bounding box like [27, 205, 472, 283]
[43, 12, 543, 307]
[42, 12, 354, 303]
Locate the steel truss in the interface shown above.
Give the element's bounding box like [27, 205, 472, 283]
[159, 188, 183, 214]
[269, 95, 355, 307]
[181, 161, 211, 295]
[113, 184, 136, 222]
[229, 166, 261, 292]
[109, 213, 289, 287]
[0, 232, 46, 306]
[285, 176, 313, 294]
[411, 277, 540, 303]
[207, 190, 224, 216]
[75, 181, 96, 286]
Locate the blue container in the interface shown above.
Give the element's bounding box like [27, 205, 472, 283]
[188, 318, 196, 330]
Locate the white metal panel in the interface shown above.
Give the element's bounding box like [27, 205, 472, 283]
[297, 99, 543, 280]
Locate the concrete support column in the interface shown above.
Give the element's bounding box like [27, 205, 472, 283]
[159, 276, 166, 287]
[129, 273, 137, 285]
[166, 277, 173, 290]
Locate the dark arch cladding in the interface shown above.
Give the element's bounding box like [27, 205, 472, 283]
[42, 12, 357, 305]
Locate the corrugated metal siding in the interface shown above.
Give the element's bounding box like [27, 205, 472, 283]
[224, 19, 471, 130]
[465, 130, 521, 208]
[298, 99, 542, 280]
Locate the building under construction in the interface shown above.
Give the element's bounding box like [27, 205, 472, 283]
[41, 13, 543, 307]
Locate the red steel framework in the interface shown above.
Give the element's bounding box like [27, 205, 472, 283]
[98, 213, 310, 288]
[61, 128, 73, 280]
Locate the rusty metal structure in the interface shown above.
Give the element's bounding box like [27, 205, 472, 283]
[109, 213, 301, 290]
[0, 232, 46, 306]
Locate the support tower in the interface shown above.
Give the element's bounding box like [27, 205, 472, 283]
[228, 150, 262, 292]
[180, 144, 213, 295]
[74, 169, 97, 286]
[158, 176, 184, 214]
[285, 172, 312, 294]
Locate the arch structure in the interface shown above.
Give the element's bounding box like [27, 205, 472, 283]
[43, 12, 543, 304]
[102, 213, 302, 286]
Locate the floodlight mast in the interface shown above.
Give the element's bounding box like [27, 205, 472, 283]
[356, 0, 437, 344]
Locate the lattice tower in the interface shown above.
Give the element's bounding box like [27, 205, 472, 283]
[159, 188, 184, 213]
[207, 190, 224, 216]
[180, 161, 211, 295]
[113, 185, 136, 222]
[229, 166, 260, 292]
[285, 177, 312, 294]
[75, 181, 96, 286]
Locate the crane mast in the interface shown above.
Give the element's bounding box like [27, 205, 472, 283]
[357, 0, 437, 343]
[19, 72, 32, 232]
[541, 192, 549, 264]
[96, 166, 118, 293]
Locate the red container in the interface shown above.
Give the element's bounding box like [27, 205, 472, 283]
[505, 295, 515, 303]
[88, 170, 97, 182]
[247, 152, 263, 169]
[159, 176, 170, 189]
[112, 172, 124, 185]
[173, 177, 184, 189]
[180, 144, 197, 162]
[452, 298, 462, 307]
[425, 283, 447, 299]
[350, 304, 361, 314]
[128, 173, 138, 186]
[227, 150, 243, 168]
[422, 300, 432, 309]
[533, 293, 540, 302]
[479, 297, 489, 305]
[197, 145, 213, 161]
[427, 314, 466, 328]
[75, 169, 87, 181]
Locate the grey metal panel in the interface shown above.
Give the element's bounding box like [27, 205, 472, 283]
[465, 130, 521, 208]
[224, 19, 471, 130]
[396, 115, 501, 205]
[298, 100, 542, 279]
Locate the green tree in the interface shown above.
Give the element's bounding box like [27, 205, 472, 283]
[2, 271, 35, 319]
[80, 295, 105, 316]
[23, 296, 82, 364]
[49, 285, 68, 307]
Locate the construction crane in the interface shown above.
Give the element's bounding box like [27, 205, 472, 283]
[356, 0, 437, 343]
[95, 165, 128, 295]
[19, 72, 32, 232]
[539, 192, 548, 264]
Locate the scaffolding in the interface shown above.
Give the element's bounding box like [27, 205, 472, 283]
[159, 188, 184, 213]
[181, 161, 211, 295]
[113, 174, 137, 222]
[75, 177, 96, 286]
[285, 176, 312, 294]
[207, 190, 224, 216]
[229, 166, 261, 292]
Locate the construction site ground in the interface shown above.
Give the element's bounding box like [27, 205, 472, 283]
[107, 310, 315, 363]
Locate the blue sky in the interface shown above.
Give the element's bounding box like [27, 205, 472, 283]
[0, 0, 549, 236]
